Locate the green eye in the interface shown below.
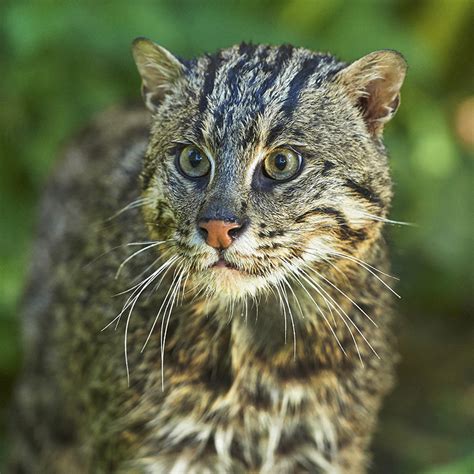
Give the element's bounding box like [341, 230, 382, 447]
[177, 145, 211, 178]
[263, 148, 302, 181]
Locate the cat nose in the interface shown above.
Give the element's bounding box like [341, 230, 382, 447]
[198, 220, 243, 249]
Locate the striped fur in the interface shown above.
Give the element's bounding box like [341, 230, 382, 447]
[9, 42, 406, 473]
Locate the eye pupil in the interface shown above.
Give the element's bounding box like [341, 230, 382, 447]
[274, 154, 287, 170]
[188, 150, 202, 168]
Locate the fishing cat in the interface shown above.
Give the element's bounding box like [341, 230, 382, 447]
[9, 39, 406, 473]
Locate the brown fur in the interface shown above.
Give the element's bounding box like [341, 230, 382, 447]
[8, 40, 406, 473]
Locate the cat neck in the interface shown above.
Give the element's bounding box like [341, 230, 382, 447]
[169, 242, 391, 385]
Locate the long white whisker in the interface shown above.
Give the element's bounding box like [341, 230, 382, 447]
[122, 257, 178, 385]
[133, 256, 162, 284]
[331, 251, 401, 297]
[105, 255, 179, 330]
[303, 247, 398, 281]
[112, 257, 172, 298]
[141, 260, 183, 353]
[83, 241, 165, 270]
[307, 266, 378, 328]
[115, 240, 172, 279]
[334, 251, 398, 280]
[274, 282, 288, 344]
[103, 268, 162, 331]
[300, 267, 379, 362]
[122, 260, 177, 324]
[281, 273, 304, 320]
[179, 264, 191, 304]
[160, 267, 186, 390]
[352, 209, 414, 226]
[297, 268, 364, 364]
[289, 267, 347, 357]
[279, 277, 297, 358]
[282, 256, 337, 328]
[160, 267, 184, 356]
[106, 197, 152, 222]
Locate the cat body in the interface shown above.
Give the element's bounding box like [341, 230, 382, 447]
[9, 41, 406, 473]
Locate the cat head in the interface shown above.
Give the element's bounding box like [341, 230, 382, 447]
[132, 39, 406, 301]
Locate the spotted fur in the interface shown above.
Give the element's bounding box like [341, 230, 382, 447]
[9, 40, 406, 473]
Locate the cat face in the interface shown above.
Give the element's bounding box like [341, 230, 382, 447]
[133, 41, 406, 300]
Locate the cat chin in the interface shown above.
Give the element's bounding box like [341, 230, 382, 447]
[195, 267, 268, 300]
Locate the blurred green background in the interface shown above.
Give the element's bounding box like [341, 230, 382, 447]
[0, 0, 472, 472]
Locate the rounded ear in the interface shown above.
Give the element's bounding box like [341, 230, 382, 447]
[131, 37, 184, 113]
[336, 50, 407, 137]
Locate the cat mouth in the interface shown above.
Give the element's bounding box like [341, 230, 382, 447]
[211, 257, 240, 271]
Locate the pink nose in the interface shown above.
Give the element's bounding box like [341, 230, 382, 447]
[198, 220, 242, 249]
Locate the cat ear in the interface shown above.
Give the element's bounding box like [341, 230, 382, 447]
[336, 50, 407, 137]
[132, 37, 184, 113]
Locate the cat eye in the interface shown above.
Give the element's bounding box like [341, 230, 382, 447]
[262, 148, 302, 181]
[176, 145, 211, 179]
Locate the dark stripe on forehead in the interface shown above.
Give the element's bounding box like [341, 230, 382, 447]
[242, 45, 295, 145]
[238, 41, 258, 56]
[193, 52, 224, 140]
[228, 43, 259, 87]
[281, 55, 330, 119]
[198, 52, 224, 114]
[274, 44, 295, 66]
[256, 44, 294, 103]
[266, 55, 341, 145]
[215, 44, 260, 130]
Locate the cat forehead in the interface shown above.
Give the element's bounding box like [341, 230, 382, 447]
[184, 44, 346, 147]
[190, 44, 344, 104]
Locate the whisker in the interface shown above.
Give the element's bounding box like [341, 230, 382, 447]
[132, 256, 161, 284]
[160, 266, 184, 353]
[307, 266, 378, 328]
[104, 270, 162, 330]
[83, 241, 165, 270]
[106, 197, 152, 222]
[300, 267, 380, 363]
[121, 257, 178, 318]
[141, 259, 184, 353]
[334, 251, 398, 280]
[103, 255, 179, 332]
[111, 253, 176, 299]
[301, 247, 399, 281]
[281, 274, 305, 320]
[274, 282, 288, 344]
[288, 266, 347, 357]
[299, 268, 364, 364]
[122, 257, 179, 385]
[320, 256, 352, 288]
[115, 239, 173, 279]
[330, 251, 401, 298]
[229, 295, 236, 324]
[280, 256, 338, 328]
[279, 276, 298, 358]
[350, 209, 414, 226]
[160, 266, 186, 390]
[143, 255, 179, 305]
[179, 265, 191, 304]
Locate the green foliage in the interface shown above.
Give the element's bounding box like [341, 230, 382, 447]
[0, 1, 472, 472]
